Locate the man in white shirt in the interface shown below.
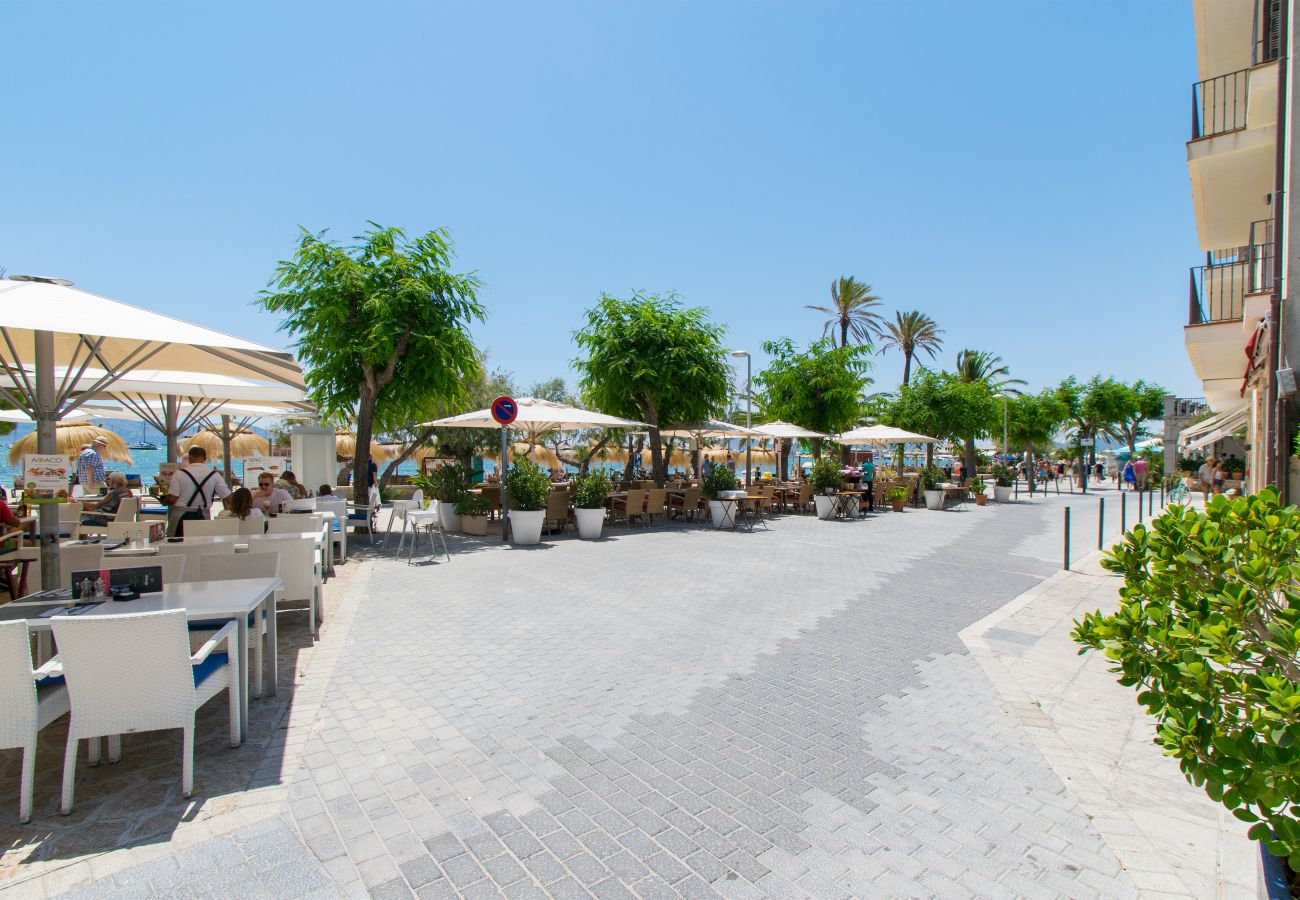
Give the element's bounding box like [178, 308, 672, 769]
[1197, 458, 1215, 501]
[163, 446, 231, 537]
[251, 473, 293, 516]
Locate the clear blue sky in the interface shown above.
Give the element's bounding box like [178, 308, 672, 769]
[2, 1, 1200, 402]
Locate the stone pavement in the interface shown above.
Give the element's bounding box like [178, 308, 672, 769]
[6, 486, 1255, 898]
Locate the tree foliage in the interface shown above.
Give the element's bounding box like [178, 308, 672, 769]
[573, 292, 730, 485]
[806, 276, 884, 348]
[756, 338, 871, 457]
[1074, 490, 1300, 865]
[879, 310, 943, 386]
[887, 369, 996, 460]
[260, 224, 484, 493]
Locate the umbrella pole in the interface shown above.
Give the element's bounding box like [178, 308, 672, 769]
[221, 414, 233, 484]
[35, 329, 59, 591]
[164, 395, 180, 464]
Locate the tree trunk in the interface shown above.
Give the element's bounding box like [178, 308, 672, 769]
[811, 437, 823, 459]
[901, 351, 913, 386]
[963, 435, 978, 480]
[1025, 448, 1036, 493]
[840, 319, 848, 348]
[377, 426, 435, 490]
[354, 388, 377, 505]
[647, 427, 665, 486]
[778, 439, 790, 481]
[925, 443, 934, 469]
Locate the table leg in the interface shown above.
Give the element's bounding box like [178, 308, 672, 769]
[265, 594, 278, 698]
[236, 616, 249, 743]
[406, 517, 420, 564]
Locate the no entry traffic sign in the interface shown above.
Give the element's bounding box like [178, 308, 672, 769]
[491, 396, 518, 426]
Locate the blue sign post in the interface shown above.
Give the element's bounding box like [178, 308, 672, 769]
[491, 397, 518, 542]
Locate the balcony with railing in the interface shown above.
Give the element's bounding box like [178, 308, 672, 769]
[1192, 68, 1250, 140]
[1187, 222, 1276, 326]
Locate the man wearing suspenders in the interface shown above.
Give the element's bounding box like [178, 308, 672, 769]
[163, 446, 231, 537]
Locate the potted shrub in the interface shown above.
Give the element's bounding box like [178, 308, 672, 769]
[808, 458, 844, 519]
[971, 477, 988, 507]
[504, 459, 550, 545]
[413, 464, 470, 533]
[885, 485, 908, 512]
[702, 465, 739, 528]
[571, 471, 612, 540]
[918, 465, 946, 510]
[455, 495, 491, 536]
[991, 464, 1015, 503]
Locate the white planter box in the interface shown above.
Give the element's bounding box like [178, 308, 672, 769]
[924, 489, 945, 510]
[438, 502, 461, 533]
[993, 485, 1012, 503]
[461, 514, 487, 536]
[813, 494, 835, 519]
[575, 507, 605, 540]
[509, 509, 545, 545]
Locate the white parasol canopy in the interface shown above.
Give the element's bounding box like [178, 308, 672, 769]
[836, 424, 940, 444]
[751, 421, 831, 440]
[0, 276, 306, 587]
[659, 420, 764, 440]
[421, 398, 644, 433]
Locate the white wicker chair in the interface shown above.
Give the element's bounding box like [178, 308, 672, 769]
[196, 552, 280, 697]
[58, 544, 104, 588]
[316, 500, 348, 563]
[246, 536, 322, 638]
[105, 520, 155, 544]
[285, 498, 316, 513]
[168, 542, 236, 583]
[267, 515, 323, 535]
[184, 519, 240, 538]
[104, 554, 187, 587]
[50, 609, 240, 814]
[0, 621, 69, 822]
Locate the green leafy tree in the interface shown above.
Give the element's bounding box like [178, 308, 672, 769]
[1074, 490, 1300, 867]
[1057, 376, 1133, 467]
[878, 310, 943, 386]
[261, 224, 485, 495]
[756, 337, 872, 468]
[887, 369, 995, 470]
[573, 291, 731, 486]
[427, 367, 517, 470]
[528, 377, 571, 404]
[806, 276, 884, 348]
[1109, 379, 1168, 456]
[953, 350, 1023, 474]
[1005, 390, 1069, 490]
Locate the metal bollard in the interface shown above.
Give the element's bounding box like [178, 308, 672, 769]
[1064, 506, 1071, 570]
[1161, 482, 1165, 507]
[1014, 479, 1019, 500]
[1121, 492, 1126, 532]
[1138, 490, 1144, 524]
[1148, 489, 1154, 517]
[1098, 497, 1104, 550]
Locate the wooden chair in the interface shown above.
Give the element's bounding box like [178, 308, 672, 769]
[669, 487, 702, 522]
[611, 489, 645, 528]
[479, 485, 502, 520]
[644, 489, 668, 526]
[0, 527, 34, 599]
[544, 491, 570, 534]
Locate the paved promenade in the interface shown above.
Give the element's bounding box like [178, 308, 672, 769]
[2, 485, 1255, 898]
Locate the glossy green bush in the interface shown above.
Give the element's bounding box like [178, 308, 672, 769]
[1073, 488, 1300, 863]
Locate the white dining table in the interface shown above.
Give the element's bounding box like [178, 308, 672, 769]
[9, 577, 281, 742]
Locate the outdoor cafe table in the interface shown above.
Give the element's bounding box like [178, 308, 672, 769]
[6, 576, 282, 743]
[828, 490, 864, 519]
[62, 538, 159, 558]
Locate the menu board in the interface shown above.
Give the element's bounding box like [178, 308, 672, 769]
[243, 456, 289, 484]
[158, 462, 180, 481]
[23, 454, 71, 504]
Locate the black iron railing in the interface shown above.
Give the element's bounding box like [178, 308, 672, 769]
[1192, 68, 1250, 139]
[1189, 261, 1247, 324]
[1249, 218, 1275, 294]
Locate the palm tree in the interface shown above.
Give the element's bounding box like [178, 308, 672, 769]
[806, 276, 884, 348]
[879, 310, 943, 385]
[953, 349, 1026, 476]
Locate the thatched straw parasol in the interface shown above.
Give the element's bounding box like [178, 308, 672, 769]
[183, 428, 269, 460]
[484, 442, 564, 471]
[9, 424, 133, 466]
[702, 446, 777, 465]
[336, 431, 391, 462]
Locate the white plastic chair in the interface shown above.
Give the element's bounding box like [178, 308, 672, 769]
[285, 498, 316, 513]
[51, 609, 240, 813]
[384, 490, 424, 549]
[237, 516, 267, 537]
[316, 499, 348, 563]
[346, 487, 380, 544]
[104, 554, 187, 587]
[167, 542, 236, 583]
[267, 515, 323, 535]
[184, 519, 240, 538]
[246, 537, 323, 638]
[59, 544, 105, 588]
[105, 521, 155, 544]
[0, 621, 69, 822]
[197, 553, 279, 697]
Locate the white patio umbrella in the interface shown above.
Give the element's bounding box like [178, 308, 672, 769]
[835, 424, 940, 444]
[421, 397, 644, 436]
[659, 420, 765, 476]
[751, 422, 830, 479]
[0, 276, 305, 587]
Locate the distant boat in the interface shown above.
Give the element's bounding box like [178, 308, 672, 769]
[127, 424, 158, 451]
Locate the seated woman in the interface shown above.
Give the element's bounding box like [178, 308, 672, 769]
[217, 487, 264, 522]
[80, 471, 132, 527]
[278, 470, 310, 500]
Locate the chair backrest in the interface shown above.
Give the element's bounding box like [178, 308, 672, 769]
[200, 551, 279, 582]
[479, 485, 501, 511]
[285, 498, 316, 513]
[246, 536, 315, 601]
[185, 518, 241, 537]
[58, 502, 83, 523]
[238, 516, 267, 536]
[166, 541, 235, 582]
[545, 491, 569, 519]
[267, 515, 322, 535]
[411, 488, 424, 508]
[645, 489, 666, 514]
[682, 486, 702, 509]
[51, 610, 196, 737]
[623, 489, 645, 512]
[0, 620, 36, 748]
[59, 544, 104, 586]
[113, 496, 140, 523]
[106, 554, 186, 587]
[315, 499, 347, 522]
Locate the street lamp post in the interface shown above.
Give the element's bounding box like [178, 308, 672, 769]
[731, 350, 751, 487]
[995, 392, 1008, 460]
